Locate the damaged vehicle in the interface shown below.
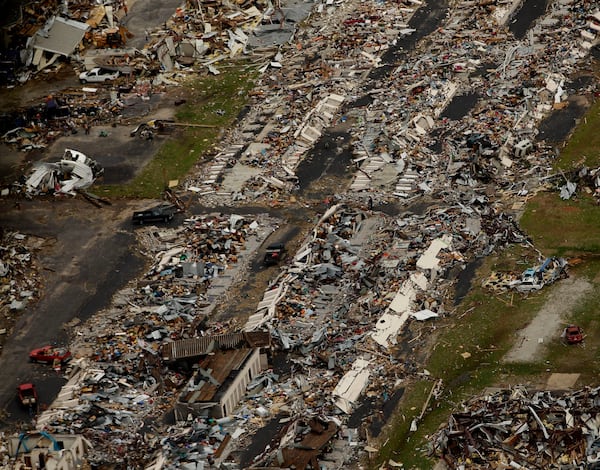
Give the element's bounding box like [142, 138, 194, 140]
[132, 203, 177, 225]
[79, 68, 120, 84]
[513, 257, 568, 293]
[562, 325, 584, 344]
[29, 346, 72, 364]
[17, 383, 38, 409]
[263, 243, 287, 266]
[517, 267, 545, 292]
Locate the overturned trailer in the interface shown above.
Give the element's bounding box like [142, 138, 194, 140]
[24, 148, 103, 195]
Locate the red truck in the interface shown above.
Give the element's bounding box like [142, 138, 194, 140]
[17, 383, 38, 408]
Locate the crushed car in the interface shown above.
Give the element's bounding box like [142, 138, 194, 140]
[512, 257, 568, 293]
[29, 346, 72, 364]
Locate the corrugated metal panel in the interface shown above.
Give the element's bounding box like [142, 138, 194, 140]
[162, 331, 270, 361]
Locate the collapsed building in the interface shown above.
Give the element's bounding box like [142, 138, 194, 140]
[23, 148, 103, 196]
[432, 386, 600, 469]
[163, 332, 272, 419]
[0, 0, 599, 467]
[7, 432, 90, 470]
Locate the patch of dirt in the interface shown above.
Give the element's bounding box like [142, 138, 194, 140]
[503, 276, 592, 363]
[546, 373, 580, 389]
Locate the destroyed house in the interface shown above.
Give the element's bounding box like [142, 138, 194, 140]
[167, 332, 271, 418]
[8, 432, 90, 470]
[250, 417, 339, 470]
[30, 16, 89, 71]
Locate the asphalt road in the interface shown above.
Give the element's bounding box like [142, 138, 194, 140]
[0, 198, 146, 426]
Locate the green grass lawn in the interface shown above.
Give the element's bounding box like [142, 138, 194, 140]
[554, 99, 600, 171]
[519, 99, 600, 255]
[520, 194, 600, 254]
[97, 63, 257, 198]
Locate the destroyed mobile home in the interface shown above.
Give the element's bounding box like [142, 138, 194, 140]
[0, 0, 600, 466]
[0, 0, 292, 155]
[432, 386, 600, 469]
[7, 432, 91, 470]
[21, 149, 104, 196]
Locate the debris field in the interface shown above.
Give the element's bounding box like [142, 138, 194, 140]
[1, 0, 600, 467]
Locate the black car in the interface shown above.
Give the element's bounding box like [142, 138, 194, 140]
[264, 243, 286, 266]
[132, 204, 177, 225]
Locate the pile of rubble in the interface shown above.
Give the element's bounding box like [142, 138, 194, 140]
[182, 0, 600, 213]
[135, 212, 276, 312]
[431, 386, 600, 469]
[2, 0, 600, 467]
[551, 165, 600, 202]
[28, 213, 278, 464]
[0, 230, 42, 315]
[483, 256, 569, 293]
[17, 148, 104, 196]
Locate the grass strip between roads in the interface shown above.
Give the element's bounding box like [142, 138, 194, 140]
[97, 63, 257, 198]
[374, 98, 600, 468]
